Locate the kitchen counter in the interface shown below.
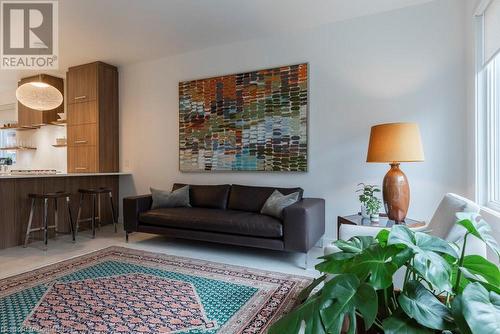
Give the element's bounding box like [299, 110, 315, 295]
[0, 172, 131, 179]
[0, 173, 128, 249]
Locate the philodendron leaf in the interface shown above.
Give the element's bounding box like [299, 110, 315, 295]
[413, 251, 453, 292]
[459, 255, 500, 294]
[383, 311, 433, 334]
[388, 225, 456, 292]
[268, 293, 325, 334]
[297, 275, 326, 303]
[333, 236, 375, 253]
[398, 280, 453, 330]
[388, 224, 458, 258]
[414, 232, 458, 258]
[456, 212, 500, 257]
[316, 251, 356, 274]
[460, 282, 500, 334]
[319, 274, 378, 333]
[376, 229, 390, 247]
[451, 295, 473, 334]
[316, 236, 377, 274]
[345, 244, 411, 290]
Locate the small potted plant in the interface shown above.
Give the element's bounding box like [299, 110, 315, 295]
[357, 183, 382, 221]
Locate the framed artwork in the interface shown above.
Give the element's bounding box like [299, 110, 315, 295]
[179, 63, 308, 172]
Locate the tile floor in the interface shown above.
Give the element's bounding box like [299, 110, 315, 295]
[0, 224, 323, 280]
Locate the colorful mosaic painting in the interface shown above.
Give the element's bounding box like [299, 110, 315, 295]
[0, 246, 311, 333]
[179, 63, 308, 172]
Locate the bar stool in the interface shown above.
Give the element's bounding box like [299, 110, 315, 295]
[76, 187, 117, 238]
[24, 192, 75, 248]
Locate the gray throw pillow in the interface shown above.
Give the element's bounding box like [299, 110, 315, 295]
[150, 186, 190, 209]
[261, 190, 300, 219]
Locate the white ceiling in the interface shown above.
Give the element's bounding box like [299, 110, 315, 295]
[0, 0, 434, 94]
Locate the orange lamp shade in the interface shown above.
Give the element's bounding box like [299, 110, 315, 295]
[366, 123, 425, 163]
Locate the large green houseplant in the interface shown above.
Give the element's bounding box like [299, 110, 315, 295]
[269, 213, 500, 333]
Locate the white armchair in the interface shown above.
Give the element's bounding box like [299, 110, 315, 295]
[428, 193, 485, 257]
[324, 193, 487, 286]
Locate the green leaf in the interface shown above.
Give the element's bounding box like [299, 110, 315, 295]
[354, 284, 378, 329]
[460, 282, 500, 334]
[388, 224, 458, 258]
[388, 225, 456, 292]
[345, 244, 410, 290]
[451, 265, 470, 294]
[383, 311, 433, 334]
[320, 274, 378, 333]
[414, 233, 458, 258]
[297, 275, 326, 303]
[459, 255, 500, 293]
[376, 229, 390, 247]
[269, 274, 378, 334]
[316, 252, 356, 274]
[398, 281, 453, 330]
[268, 294, 325, 334]
[451, 295, 472, 334]
[456, 212, 500, 257]
[413, 251, 453, 292]
[316, 236, 376, 274]
[334, 236, 375, 253]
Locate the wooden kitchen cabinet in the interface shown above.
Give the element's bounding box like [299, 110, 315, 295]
[67, 101, 98, 125]
[67, 145, 98, 173]
[67, 124, 98, 146]
[17, 74, 63, 127]
[67, 62, 118, 173]
[67, 64, 97, 104]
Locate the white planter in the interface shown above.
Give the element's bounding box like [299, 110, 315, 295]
[361, 205, 370, 219]
[370, 213, 380, 222]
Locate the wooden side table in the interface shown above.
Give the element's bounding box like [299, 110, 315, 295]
[338, 214, 426, 236]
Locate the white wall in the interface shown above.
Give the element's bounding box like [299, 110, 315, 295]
[119, 0, 469, 241]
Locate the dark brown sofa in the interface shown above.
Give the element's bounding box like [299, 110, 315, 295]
[124, 184, 325, 261]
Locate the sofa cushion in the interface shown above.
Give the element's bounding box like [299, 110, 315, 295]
[139, 207, 283, 238]
[261, 190, 300, 219]
[228, 184, 304, 212]
[150, 186, 190, 209]
[172, 183, 230, 209]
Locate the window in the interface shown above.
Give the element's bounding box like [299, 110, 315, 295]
[476, 0, 500, 212]
[484, 54, 500, 210]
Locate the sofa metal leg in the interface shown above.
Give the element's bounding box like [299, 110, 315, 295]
[303, 251, 311, 270]
[125, 231, 129, 243]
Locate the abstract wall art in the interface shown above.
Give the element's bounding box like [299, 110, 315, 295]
[179, 63, 308, 172]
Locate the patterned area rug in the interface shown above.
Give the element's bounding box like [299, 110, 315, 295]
[0, 246, 311, 333]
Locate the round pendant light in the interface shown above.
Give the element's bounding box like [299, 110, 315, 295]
[16, 77, 63, 111]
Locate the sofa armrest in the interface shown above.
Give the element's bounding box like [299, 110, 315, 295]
[282, 198, 325, 252]
[123, 195, 152, 232]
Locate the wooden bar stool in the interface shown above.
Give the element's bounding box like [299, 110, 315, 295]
[76, 187, 117, 238]
[24, 192, 75, 248]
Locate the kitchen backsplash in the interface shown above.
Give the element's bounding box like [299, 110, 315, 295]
[14, 125, 67, 172]
[0, 91, 67, 173]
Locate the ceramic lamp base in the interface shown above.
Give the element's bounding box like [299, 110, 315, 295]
[382, 163, 409, 222]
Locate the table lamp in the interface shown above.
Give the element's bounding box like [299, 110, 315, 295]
[366, 123, 424, 222]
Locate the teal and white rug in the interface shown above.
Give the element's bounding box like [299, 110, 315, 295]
[0, 246, 310, 333]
